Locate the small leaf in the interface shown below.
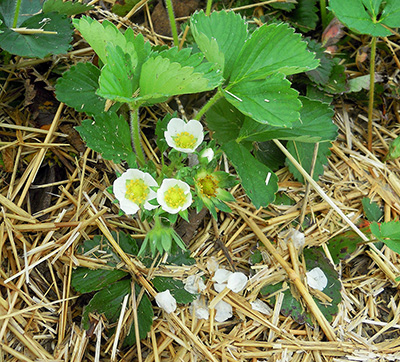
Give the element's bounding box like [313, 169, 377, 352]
[329, 0, 399, 36]
[255, 141, 285, 171]
[206, 98, 243, 144]
[166, 247, 196, 266]
[72, 267, 128, 293]
[153, 277, 196, 304]
[55, 62, 106, 115]
[306, 39, 335, 85]
[362, 197, 383, 222]
[285, 141, 332, 183]
[0, 0, 42, 28]
[290, 0, 319, 32]
[224, 73, 301, 127]
[386, 136, 400, 160]
[323, 58, 347, 94]
[190, 10, 248, 79]
[112, 0, 140, 16]
[0, 12, 73, 58]
[328, 229, 363, 264]
[43, 0, 94, 16]
[370, 221, 400, 254]
[76, 112, 136, 166]
[222, 141, 278, 208]
[230, 22, 319, 83]
[238, 97, 337, 143]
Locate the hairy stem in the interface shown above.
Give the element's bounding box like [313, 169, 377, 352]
[194, 89, 224, 120]
[129, 105, 145, 167]
[320, 0, 327, 28]
[165, 0, 179, 47]
[206, 0, 213, 16]
[368, 36, 377, 151]
[12, 0, 22, 28]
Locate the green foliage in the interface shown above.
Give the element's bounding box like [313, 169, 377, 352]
[306, 39, 335, 86]
[112, 0, 140, 16]
[362, 197, 383, 222]
[0, 0, 42, 28]
[153, 277, 196, 304]
[0, 12, 73, 58]
[370, 221, 400, 254]
[43, 0, 93, 16]
[55, 62, 106, 115]
[329, 0, 400, 37]
[222, 141, 278, 208]
[385, 136, 400, 160]
[72, 267, 128, 293]
[285, 141, 332, 183]
[290, 0, 319, 32]
[76, 112, 136, 167]
[327, 230, 360, 264]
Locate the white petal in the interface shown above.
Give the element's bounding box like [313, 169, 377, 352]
[155, 290, 177, 314]
[214, 283, 226, 293]
[212, 269, 233, 284]
[184, 275, 206, 294]
[207, 256, 219, 273]
[227, 272, 248, 293]
[306, 267, 328, 291]
[195, 307, 209, 320]
[190, 296, 209, 320]
[119, 198, 140, 215]
[250, 299, 272, 316]
[200, 148, 214, 163]
[167, 118, 186, 135]
[214, 300, 232, 322]
[285, 228, 305, 249]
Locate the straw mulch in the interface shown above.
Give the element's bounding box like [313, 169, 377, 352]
[1, 3, 400, 362]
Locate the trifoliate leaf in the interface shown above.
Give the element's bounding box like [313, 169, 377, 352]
[238, 97, 337, 143]
[329, 0, 400, 37]
[55, 62, 106, 115]
[43, 0, 94, 16]
[223, 141, 278, 208]
[224, 73, 301, 127]
[190, 10, 248, 79]
[0, 12, 73, 58]
[76, 112, 136, 166]
[370, 221, 400, 254]
[153, 277, 196, 304]
[362, 197, 383, 222]
[230, 22, 319, 83]
[285, 141, 332, 183]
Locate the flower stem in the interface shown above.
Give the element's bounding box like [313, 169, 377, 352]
[206, 0, 213, 16]
[12, 0, 22, 28]
[194, 89, 224, 121]
[165, 0, 179, 47]
[367, 36, 377, 152]
[129, 105, 145, 167]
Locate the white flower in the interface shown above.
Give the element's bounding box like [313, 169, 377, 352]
[113, 169, 158, 215]
[227, 272, 248, 293]
[155, 290, 177, 314]
[306, 267, 328, 291]
[200, 148, 214, 163]
[157, 178, 192, 214]
[184, 275, 206, 295]
[165, 118, 204, 153]
[215, 300, 232, 322]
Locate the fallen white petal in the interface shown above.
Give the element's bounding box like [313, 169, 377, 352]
[250, 299, 272, 316]
[212, 268, 233, 284]
[184, 275, 206, 295]
[285, 228, 305, 249]
[306, 267, 328, 291]
[227, 272, 248, 293]
[215, 300, 232, 322]
[190, 296, 209, 320]
[207, 256, 219, 273]
[214, 282, 226, 293]
[155, 290, 177, 314]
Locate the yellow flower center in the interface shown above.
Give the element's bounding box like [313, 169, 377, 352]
[173, 132, 197, 149]
[164, 185, 187, 208]
[125, 179, 149, 204]
[198, 175, 219, 198]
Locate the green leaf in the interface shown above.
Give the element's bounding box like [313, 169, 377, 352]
[329, 0, 400, 36]
[230, 22, 319, 83]
[370, 221, 400, 254]
[222, 141, 278, 208]
[190, 10, 248, 79]
[137, 55, 222, 105]
[55, 62, 106, 115]
[255, 141, 285, 171]
[290, 0, 319, 32]
[98, 44, 138, 102]
[224, 73, 301, 127]
[43, 0, 94, 16]
[362, 197, 383, 222]
[76, 112, 136, 166]
[72, 267, 128, 293]
[112, 0, 140, 16]
[166, 247, 196, 266]
[306, 39, 335, 85]
[327, 230, 361, 264]
[206, 98, 243, 144]
[153, 277, 196, 304]
[73, 16, 129, 64]
[285, 141, 332, 183]
[0, 12, 73, 58]
[117, 230, 139, 255]
[385, 135, 400, 160]
[322, 58, 347, 94]
[0, 0, 42, 28]
[238, 97, 337, 143]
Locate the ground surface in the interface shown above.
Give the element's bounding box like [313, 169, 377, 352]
[1, 1, 400, 361]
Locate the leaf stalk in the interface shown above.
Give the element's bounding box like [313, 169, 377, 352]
[129, 105, 146, 167]
[367, 36, 377, 151]
[165, 0, 179, 47]
[194, 89, 224, 120]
